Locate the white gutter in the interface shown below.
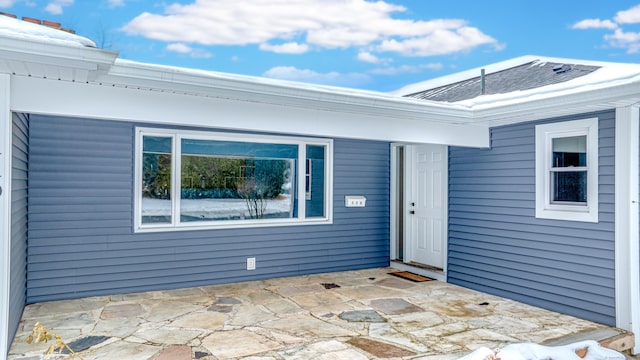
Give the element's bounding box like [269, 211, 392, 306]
[0, 73, 12, 360]
[0, 34, 117, 71]
[472, 80, 640, 126]
[105, 60, 475, 125]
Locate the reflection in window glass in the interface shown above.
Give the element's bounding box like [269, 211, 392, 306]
[306, 145, 326, 218]
[552, 136, 586, 168]
[142, 136, 173, 224]
[552, 171, 587, 203]
[136, 129, 332, 231]
[180, 139, 297, 222]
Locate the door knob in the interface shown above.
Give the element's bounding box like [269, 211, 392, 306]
[410, 210, 415, 214]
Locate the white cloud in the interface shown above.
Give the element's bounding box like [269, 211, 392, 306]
[166, 43, 192, 53]
[371, 63, 443, 75]
[107, 0, 125, 8]
[44, 0, 73, 15]
[605, 29, 640, 53]
[259, 42, 309, 54]
[166, 42, 213, 58]
[615, 4, 640, 24]
[376, 25, 499, 56]
[189, 49, 213, 58]
[357, 51, 393, 66]
[0, 0, 18, 7]
[572, 4, 640, 54]
[571, 19, 618, 30]
[122, 0, 499, 58]
[262, 66, 370, 87]
[357, 51, 380, 63]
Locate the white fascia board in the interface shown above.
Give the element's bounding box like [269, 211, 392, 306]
[10, 76, 490, 147]
[0, 35, 117, 71]
[105, 60, 474, 125]
[471, 79, 640, 126]
[0, 73, 11, 360]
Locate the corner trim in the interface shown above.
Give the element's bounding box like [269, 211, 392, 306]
[0, 73, 12, 358]
[614, 105, 640, 354]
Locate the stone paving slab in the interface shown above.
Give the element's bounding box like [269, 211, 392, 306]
[8, 267, 630, 359]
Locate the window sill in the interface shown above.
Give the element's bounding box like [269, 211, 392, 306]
[135, 217, 333, 233]
[535, 207, 598, 223]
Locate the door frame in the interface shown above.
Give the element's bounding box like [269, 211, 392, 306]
[390, 143, 448, 281]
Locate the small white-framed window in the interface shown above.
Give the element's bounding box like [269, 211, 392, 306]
[134, 128, 333, 232]
[535, 118, 598, 222]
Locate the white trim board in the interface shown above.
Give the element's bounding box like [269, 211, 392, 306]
[614, 105, 640, 354]
[0, 73, 12, 360]
[10, 76, 490, 148]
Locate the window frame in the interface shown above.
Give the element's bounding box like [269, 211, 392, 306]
[305, 158, 312, 201]
[535, 118, 598, 222]
[134, 127, 333, 232]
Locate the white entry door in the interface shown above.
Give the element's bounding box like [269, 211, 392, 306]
[406, 144, 447, 268]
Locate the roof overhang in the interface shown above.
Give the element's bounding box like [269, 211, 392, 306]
[470, 78, 640, 126]
[1, 35, 489, 147]
[0, 34, 118, 82]
[1, 36, 639, 148]
[395, 55, 640, 126]
[102, 59, 475, 126]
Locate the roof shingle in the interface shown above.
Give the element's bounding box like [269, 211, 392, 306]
[404, 60, 600, 103]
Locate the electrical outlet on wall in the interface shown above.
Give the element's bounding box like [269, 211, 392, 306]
[247, 257, 256, 270]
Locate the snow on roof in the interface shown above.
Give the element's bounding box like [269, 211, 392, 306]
[113, 58, 390, 98]
[0, 14, 95, 48]
[393, 55, 640, 110]
[458, 60, 640, 110]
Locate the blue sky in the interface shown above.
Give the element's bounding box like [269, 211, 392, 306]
[1, 0, 640, 92]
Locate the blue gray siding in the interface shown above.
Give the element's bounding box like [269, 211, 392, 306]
[27, 115, 389, 303]
[10, 113, 28, 344]
[448, 110, 616, 325]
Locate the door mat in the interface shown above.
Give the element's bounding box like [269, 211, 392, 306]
[389, 271, 434, 282]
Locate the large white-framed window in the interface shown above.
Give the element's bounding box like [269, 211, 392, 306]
[535, 118, 598, 222]
[134, 127, 333, 232]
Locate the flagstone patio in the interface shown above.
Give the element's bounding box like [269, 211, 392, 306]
[7, 268, 634, 359]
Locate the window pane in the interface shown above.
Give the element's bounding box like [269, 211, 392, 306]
[142, 136, 172, 224]
[552, 135, 586, 167]
[552, 171, 587, 203]
[181, 139, 297, 222]
[306, 145, 326, 218]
